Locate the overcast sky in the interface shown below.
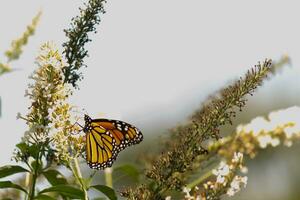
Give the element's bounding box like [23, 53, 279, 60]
[0, 0, 299, 166]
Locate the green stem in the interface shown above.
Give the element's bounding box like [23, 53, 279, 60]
[104, 168, 113, 188]
[186, 157, 221, 189]
[186, 170, 213, 189]
[27, 158, 39, 200]
[71, 158, 88, 200]
[27, 172, 37, 200]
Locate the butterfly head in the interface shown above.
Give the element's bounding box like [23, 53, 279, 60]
[84, 114, 92, 123]
[83, 114, 92, 133]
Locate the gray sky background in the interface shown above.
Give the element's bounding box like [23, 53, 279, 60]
[0, 0, 299, 169]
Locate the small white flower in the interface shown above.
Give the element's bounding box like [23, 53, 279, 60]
[257, 135, 272, 148]
[232, 152, 243, 163]
[241, 166, 248, 174]
[216, 175, 225, 184]
[213, 161, 230, 184]
[165, 196, 171, 200]
[230, 178, 240, 191]
[182, 187, 192, 198]
[195, 196, 202, 200]
[219, 161, 230, 176]
[284, 126, 300, 139]
[270, 137, 280, 147]
[227, 188, 235, 196]
[241, 176, 248, 187]
[257, 135, 280, 148]
[244, 117, 270, 136]
[226, 175, 248, 197]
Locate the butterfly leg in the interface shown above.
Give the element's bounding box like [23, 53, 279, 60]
[70, 122, 84, 135]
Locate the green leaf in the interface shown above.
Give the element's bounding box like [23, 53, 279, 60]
[16, 141, 27, 151]
[0, 165, 29, 178]
[34, 194, 57, 200]
[90, 185, 117, 200]
[31, 160, 43, 174]
[0, 181, 28, 194]
[15, 142, 40, 159]
[39, 185, 84, 199]
[28, 144, 40, 159]
[42, 169, 68, 186]
[114, 164, 140, 182]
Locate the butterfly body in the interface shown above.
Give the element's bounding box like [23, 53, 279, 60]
[83, 114, 143, 170]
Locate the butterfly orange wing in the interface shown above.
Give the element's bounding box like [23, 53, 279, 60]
[84, 117, 143, 170]
[90, 119, 143, 152]
[85, 126, 118, 169]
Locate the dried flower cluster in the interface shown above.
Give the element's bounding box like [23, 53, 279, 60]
[121, 59, 275, 199]
[63, 0, 106, 87]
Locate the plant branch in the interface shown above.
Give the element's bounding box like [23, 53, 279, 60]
[62, 0, 106, 87]
[121, 59, 274, 199]
[71, 158, 88, 200]
[27, 153, 40, 200]
[104, 168, 113, 188]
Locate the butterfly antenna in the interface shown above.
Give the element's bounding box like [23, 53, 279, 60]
[72, 108, 85, 116]
[76, 108, 90, 118]
[69, 108, 89, 135]
[80, 108, 87, 115]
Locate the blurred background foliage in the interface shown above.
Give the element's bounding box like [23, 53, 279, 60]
[0, 11, 41, 76]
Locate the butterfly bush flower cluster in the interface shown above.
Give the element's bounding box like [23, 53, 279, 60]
[236, 106, 300, 149]
[194, 152, 247, 199]
[15, 42, 83, 165]
[10, 42, 91, 200]
[17, 42, 64, 144]
[1, 1, 113, 199]
[213, 106, 300, 161]
[179, 152, 247, 200]
[226, 175, 248, 197]
[184, 106, 300, 200]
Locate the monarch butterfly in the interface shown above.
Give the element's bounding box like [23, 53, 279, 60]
[82, 114, 143, 170]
